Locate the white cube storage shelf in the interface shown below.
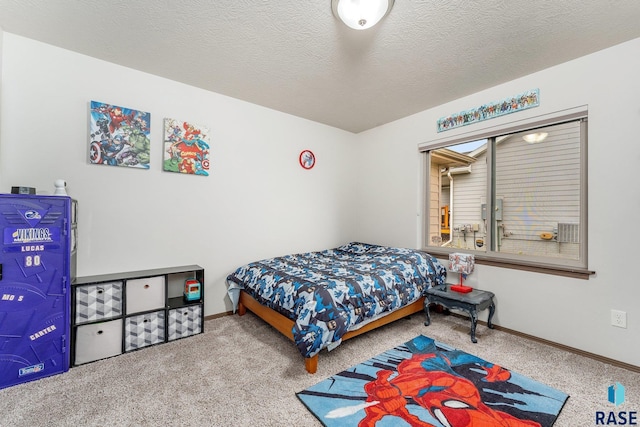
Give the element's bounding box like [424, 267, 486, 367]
[72, 265, 204, 366]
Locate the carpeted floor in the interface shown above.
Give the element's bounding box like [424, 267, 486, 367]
[0, 311, 637, 426]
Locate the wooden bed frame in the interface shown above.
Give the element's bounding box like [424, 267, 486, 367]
[237, 290, 426, 374]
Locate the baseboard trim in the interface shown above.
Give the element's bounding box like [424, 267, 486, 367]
[207, 310, 640, 374]
[452, 313, 640, 374]
[205, 311, 234, 321]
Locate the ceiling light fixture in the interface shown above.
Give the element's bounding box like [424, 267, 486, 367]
[331, 0, 394, 30]
[522, 132, 548, 144]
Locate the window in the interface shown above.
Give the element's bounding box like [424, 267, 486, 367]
[420, 107, 590, 276]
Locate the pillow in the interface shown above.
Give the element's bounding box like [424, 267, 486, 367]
[336, 242, 377, 254]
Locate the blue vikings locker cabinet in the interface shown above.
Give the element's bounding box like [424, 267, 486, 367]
[0, 194, 77, 389]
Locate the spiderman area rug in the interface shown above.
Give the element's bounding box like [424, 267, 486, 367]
[297, 335, 568, 427]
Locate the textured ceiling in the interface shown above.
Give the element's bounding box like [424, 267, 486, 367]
[1, 1, 640, 133]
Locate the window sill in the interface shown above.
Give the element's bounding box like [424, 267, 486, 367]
[424, 249, 595, 280]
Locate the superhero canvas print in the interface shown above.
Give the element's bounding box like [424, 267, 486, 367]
[163, 118, 210, 176]
[89, 101, 151, 169]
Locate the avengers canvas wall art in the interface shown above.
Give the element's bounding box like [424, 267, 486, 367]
[89, 101, 151, 169]
[163, 118, 210, 176]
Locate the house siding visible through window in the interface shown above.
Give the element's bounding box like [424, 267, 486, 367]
[421, 107, 588, 273]
[495, 121, 581, 260]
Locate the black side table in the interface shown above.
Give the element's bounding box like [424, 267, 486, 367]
[424, 285, 495, 343]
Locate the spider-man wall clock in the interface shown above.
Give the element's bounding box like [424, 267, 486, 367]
[299, 150, 316, 170]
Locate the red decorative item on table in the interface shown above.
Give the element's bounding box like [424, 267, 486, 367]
[449, 253, 474, 293]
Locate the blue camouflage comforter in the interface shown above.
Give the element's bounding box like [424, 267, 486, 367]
[226, 242, 446, 358]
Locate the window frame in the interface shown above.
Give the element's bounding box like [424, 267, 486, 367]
[419, 106, 594, 279]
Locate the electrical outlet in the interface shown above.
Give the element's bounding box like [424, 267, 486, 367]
[611, 309, 627, 328]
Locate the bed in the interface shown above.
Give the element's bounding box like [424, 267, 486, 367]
[226, 242, 447, 373]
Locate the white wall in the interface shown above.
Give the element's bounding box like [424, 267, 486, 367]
[2, 31, 639, 368]
[353, 37, 640, 367]
[0, 34, 358, 316]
